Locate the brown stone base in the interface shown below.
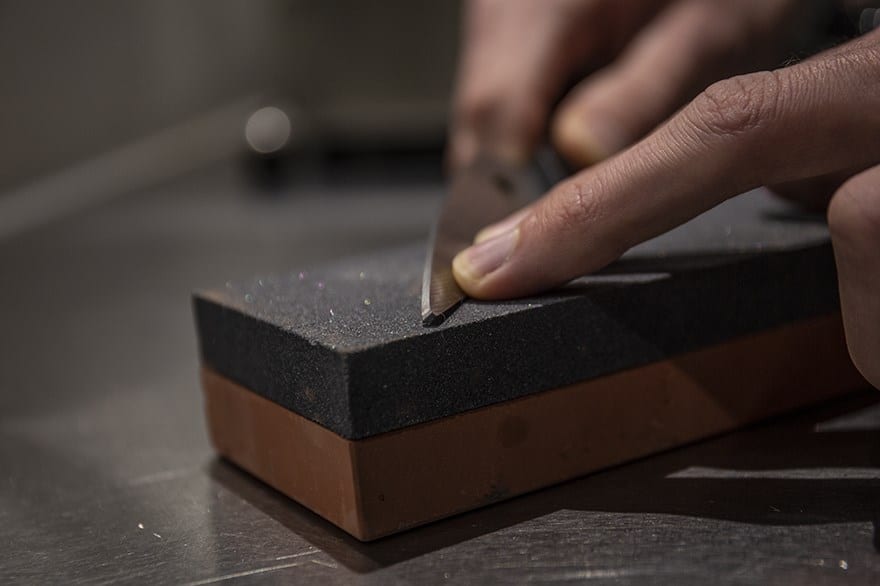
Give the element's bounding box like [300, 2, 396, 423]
[201, 314, 865, 541]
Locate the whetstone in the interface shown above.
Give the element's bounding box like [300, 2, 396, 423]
[193, 189, 865, 540]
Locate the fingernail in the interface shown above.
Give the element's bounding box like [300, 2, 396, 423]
[474, 208, 530, 244]
[453, 227, 519, 281]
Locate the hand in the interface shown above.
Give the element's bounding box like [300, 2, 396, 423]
[449, 0, 830, 169]
[452, 29, 880, 388]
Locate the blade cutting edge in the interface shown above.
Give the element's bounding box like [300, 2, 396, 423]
[421, 155, 538, 326]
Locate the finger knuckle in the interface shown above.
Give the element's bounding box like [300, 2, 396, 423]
[687, 73, 781, 139]
[551, 179, 605, 234]
[456, 88, 545, 144]
[456, 88, 498, 127]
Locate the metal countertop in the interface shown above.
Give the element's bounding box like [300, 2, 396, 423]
[1, 162, 878, 585]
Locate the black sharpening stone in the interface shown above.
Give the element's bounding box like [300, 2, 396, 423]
[193, 189, 838, 440]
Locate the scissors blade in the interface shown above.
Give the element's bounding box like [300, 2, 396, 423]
[421, 155, 538, 326]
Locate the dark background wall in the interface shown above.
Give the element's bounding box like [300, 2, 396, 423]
[0, 1, 460, 195]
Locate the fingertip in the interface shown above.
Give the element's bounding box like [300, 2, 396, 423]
[551, 108, 617, 168]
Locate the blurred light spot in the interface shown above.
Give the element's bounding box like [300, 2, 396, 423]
[245, 106, 291, 154]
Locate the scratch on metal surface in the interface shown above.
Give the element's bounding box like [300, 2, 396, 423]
[0, 98, 259, 241]
[129, 467, 198, 487]
[179, 560, 316, 586]
[310, 558, 338, 569]
[275, 548, 319, 561]
[667, 466, 880, 480]
[528, 569, 642, 580]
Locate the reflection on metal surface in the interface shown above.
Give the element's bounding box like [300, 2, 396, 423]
[815, 401, 880, 432]
[0, 97, 259, 241]
[421, 155, 538, 326]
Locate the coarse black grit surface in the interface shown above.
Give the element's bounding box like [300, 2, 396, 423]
[194, 189, 838, 439]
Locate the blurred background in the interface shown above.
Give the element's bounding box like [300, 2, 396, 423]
[0, 0, 461, 237]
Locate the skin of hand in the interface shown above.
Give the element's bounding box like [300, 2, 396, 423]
[451, 25, 880, 389]
[449, 0, 828, 169]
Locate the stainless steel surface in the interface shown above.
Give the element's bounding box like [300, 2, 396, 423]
[1, 162, 879, 584]
[421, 156, 536, 325]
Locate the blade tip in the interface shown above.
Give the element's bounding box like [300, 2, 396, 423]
[421, 310, 446, 327]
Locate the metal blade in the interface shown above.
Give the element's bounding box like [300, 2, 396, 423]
[421, 154, 540, 326]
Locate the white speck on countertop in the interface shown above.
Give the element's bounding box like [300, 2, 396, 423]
[275, 548, 318, 561]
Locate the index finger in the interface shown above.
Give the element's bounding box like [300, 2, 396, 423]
[453, 31, 880, 298]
